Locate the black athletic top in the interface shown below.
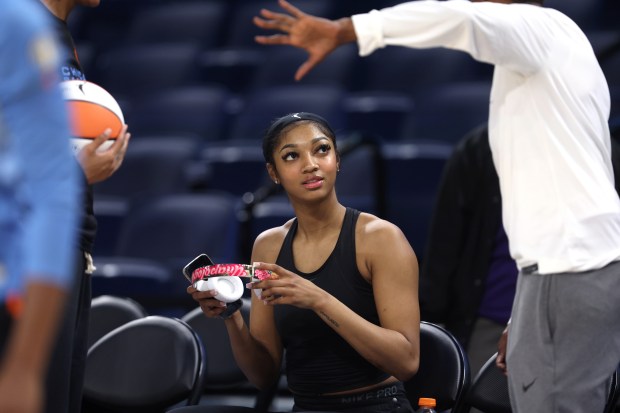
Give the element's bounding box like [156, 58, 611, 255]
[49, 13, 97, 253]
[274, 208, 390, 396]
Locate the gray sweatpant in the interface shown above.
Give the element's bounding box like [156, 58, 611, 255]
[506, 260, 620, 413]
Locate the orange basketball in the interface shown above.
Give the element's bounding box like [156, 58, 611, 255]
[61, 80, 124, 154]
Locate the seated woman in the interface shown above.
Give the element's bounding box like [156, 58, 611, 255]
[187, 112, 420, 413]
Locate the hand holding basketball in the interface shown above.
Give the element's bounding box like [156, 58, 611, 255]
[77, 124, 130, 184]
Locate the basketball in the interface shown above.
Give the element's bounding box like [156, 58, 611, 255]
[61, 80, 124, 154]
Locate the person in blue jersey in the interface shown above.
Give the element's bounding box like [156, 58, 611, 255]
[252, 1, 620, 412]
[38, 1, 130, 412]
[0, 1, 81, 413]
[187, 113, 420, 413]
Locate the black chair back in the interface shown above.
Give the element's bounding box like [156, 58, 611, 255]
[604, 364, 620, 413]
[460, 352, 511, 413]
[83, 316, 207, 412]
[87, 295, 148, 349]
[181, 300, 251, 390]
[405, 321, 471, 412]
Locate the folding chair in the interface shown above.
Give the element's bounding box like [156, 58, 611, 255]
[405, 321, 471, 412]
[87, 295, 148, 349]
[83, 316, 207, 412]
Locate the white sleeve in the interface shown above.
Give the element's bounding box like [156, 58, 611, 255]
[352, 0, 553, 75]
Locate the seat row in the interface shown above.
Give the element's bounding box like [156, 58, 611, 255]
[68, 0, 620, 99]
[112, 82, 495, 145]
[80, 42, 496, 97]
[84, 294, 620, 412]
[70, 0, 619, 57]
[91, 137, 453, 253]
[79, 31, 620, 99]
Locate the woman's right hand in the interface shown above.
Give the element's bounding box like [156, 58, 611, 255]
[187, 284, 230, 318]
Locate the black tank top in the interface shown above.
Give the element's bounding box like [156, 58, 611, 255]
[274, 208, 390, 395]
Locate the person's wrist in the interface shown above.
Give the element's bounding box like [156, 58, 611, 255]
[218, 299, 242, 320]
[313, 291, 333, 314]
[335, 17, 357, 45]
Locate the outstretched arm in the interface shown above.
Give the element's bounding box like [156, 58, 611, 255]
[253, 0, 357, 81]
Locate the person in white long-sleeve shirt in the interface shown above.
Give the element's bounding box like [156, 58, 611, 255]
[253, 1, 620, 412]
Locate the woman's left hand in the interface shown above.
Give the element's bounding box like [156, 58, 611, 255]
[249, 262, 329, 310]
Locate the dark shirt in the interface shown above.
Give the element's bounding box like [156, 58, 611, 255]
[419, 124, 503, 348]
[477, 224, 517, 324]
[274, 208, 389, 396]
[49, 13, 97, 253]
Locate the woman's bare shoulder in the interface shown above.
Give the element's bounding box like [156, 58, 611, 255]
[356, 211, 414, 255]
[357, 211, 404, 237]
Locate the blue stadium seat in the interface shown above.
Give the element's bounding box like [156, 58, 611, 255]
[93, 136, 199, 200]
[336, 135, 385, 215]
[587, 30, 620, 57]
[127, 85, 233, 142]
[227, 85, 347, 141]
[355, 47, 493, 95]
[67, 0, 155, 55]
[601, 0, 620, 31]
[92, 44, 203, 99]
[248, 196, 295, 244]
[610, 86, 620, 140]
[198, 48, 264, 94]
[196, 0, 336, 95]
[92, 136, 200, 257]
[126, 1, 228, 48]
[92, 193, 241, 315]
[199, 139, 270, 196]
[601, 48, 620, 87]
[381, 140, 454, 258]
[115, 192, 241, 266]
[344, 91, 415, 141]
[222, 0, 336, 48]
[403, 81, 492, 143]
[250, 44, 358, 91]
[546, 0, 606, 31]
